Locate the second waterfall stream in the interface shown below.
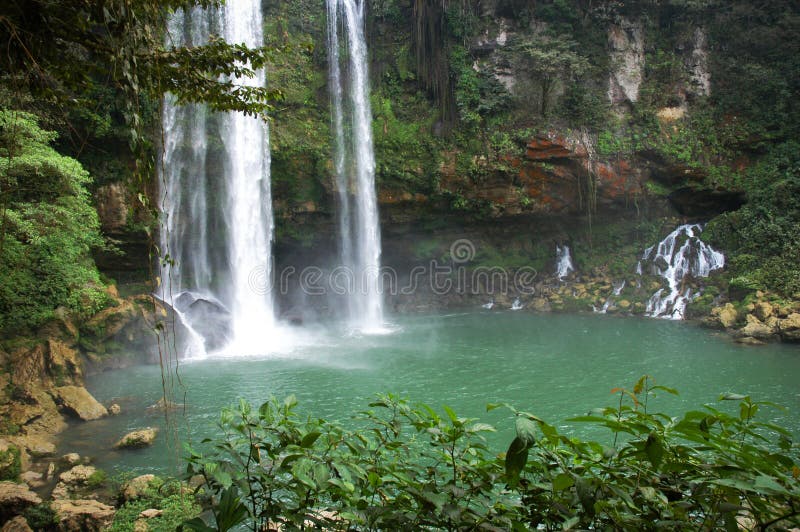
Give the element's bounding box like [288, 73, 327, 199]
[326, 0, 385, 333]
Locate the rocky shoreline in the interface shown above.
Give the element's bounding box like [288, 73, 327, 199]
[0, 288, 171, 530]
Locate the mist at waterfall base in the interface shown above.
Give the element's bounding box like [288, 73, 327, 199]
[59, 311, 800, 475]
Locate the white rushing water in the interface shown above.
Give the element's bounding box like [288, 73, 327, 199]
[593, 280, 626, 314]
[641, 224, 724, 320]
[326, 0, 384, 332]
[161, 1, 279, 357]
[219, 0, 277, 355]
[556, 244, 575, 280]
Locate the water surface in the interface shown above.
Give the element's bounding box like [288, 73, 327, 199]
[59, 311, 800, 475]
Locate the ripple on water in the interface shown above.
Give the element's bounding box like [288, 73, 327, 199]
[59, 311, 800, 475]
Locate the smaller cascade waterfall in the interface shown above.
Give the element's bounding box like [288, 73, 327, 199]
[639, 224, 724, 320]
[556, 245, 575, 280]
[326, 0, 384, 332]
[511, 298, 523, 311]
[593, 280, 625, 314]
[614, 280, 626, 296]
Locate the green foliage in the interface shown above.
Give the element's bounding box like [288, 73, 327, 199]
[706, 142, 800, 297]
[640, 49, 688, 109]
[111, 477, 201, 532]
[708, 1, 800, 144]
[0, 110, 109, 333]
[451, 47, 513, 131]
[187, 384, 800, 531]
[87, 469, 108, 489]
[372, 95, 437, 191]
[511, 376, 799, 530]
[559, 81, 608, 128]
[185, 394, 517, 530]
[0, 445, 21, 481]
[23, 503, 58, 529]
[506, 32, 590, 117]
[0, 1, 281, 123]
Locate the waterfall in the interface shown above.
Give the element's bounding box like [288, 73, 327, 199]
[326, 0, 384, 332]
[160, 0, 277, 357]
[219, 0, 276, 354]
[555, 245, 575, 280]
[640, 224, 724, 320]
[592, 280, 625, 314]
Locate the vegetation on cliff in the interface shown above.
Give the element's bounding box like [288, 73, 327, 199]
[0, 111, 107, 334]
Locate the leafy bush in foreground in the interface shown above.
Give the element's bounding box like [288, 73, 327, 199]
[183, 377, 800, 531]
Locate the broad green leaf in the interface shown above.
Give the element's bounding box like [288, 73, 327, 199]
[562, 515, 580, 530]
[181, 517, 216, 532]
[284, 394, 298, 410]
[486, 402, 513, 413]
[634, 375, 648, 395]
[515, 416, 537, 447]
[645, 433, 665, 470]
[740, 401, 758, 420]
[505, 436, 529, 488]
[300, 431, 321, 448]
[718, 502, 744, 513]
[552, 472, 574, 491]
[753, 475, 788, 494]
[652, 385, 679, 396]
[468, 422, 496, 433]
[214, 486, 249, 532]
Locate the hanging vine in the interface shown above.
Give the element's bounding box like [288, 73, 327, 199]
[412, 0, 476, 130]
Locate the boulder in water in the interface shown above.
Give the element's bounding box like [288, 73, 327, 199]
[778, 313, 800, 342]
[711, 303, 738, 329]
[115, 428, 158, 450]
[737, 314, 776, 340]
[167, 292, 232, 352]
[736, 336, 766, 346]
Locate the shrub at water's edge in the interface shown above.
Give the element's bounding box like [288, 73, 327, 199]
[183, 378, 800, 531]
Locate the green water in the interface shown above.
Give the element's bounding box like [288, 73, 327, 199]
[58, 311, 800, 476]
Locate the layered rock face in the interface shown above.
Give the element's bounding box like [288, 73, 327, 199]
[608, 17, 645, 111]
